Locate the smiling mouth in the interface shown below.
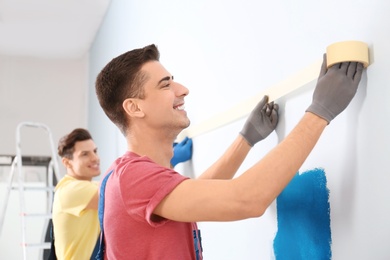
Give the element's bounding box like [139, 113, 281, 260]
[174, 104, 185, 111]
[90, 164, 100, 169]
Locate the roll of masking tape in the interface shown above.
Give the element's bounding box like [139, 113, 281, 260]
[326, 40, 369, 68]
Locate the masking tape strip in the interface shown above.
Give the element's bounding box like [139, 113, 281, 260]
[177, 41, 369, 141]
[177, 59, 322, 141]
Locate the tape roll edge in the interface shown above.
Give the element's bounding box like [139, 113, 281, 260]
[326, 40, 370, 68]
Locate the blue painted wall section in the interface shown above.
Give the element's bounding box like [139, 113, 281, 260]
[273, 168, 332, 260]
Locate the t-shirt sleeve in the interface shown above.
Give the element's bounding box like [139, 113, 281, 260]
[118, 159, 188, 227]
[59, 180, 98, 217]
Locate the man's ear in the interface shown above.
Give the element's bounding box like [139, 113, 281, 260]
[123, 98, 145, 118]
[62, 157, 72, 169]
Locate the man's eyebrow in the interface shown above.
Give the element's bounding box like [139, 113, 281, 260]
[157, 76, 172, 85]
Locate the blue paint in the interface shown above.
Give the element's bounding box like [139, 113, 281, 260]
[273, 168, 332, 260]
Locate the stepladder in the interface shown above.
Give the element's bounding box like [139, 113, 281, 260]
[0, 122, 61, 260]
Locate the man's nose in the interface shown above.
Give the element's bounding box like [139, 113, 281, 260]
[174, 82, 189, 96]
[91, 153, 99, 161]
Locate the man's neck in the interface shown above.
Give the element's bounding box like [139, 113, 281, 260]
[66, 173, 92, 181]
[127, 134, 176, 168]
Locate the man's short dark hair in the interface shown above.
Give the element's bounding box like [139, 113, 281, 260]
[58, 128, 93, 159]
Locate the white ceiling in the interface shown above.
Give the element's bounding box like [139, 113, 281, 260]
[0, 0, 111, 59]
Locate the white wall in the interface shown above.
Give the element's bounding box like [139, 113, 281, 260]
[88, 0, 390, 259]
[0, 55, 90, 157]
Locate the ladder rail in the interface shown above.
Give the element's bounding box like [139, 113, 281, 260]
[47, 160, 55, 213]
[0, 157, 18, 236]
[16, 124, 28, 259]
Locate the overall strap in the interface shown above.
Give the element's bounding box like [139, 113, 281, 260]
[95, 170, 114, 260]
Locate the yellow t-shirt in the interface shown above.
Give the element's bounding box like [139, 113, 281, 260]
[52, 175, 100, 260]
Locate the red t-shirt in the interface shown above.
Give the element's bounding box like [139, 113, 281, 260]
[103, 151, 203, 259]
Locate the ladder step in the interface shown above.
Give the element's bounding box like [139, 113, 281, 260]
[11, 186, 54, 192]
[20, 213, 52, 219]
[21, 242, 51, 249]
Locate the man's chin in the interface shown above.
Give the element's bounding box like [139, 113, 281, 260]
[183, 120, 191, 129]
[177, 119, 190, 130]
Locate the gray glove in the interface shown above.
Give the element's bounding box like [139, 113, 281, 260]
[240, 95, 279, 146]
[306, 54, 364, 123]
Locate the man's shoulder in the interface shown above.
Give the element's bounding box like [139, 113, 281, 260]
[57, 175, 96, 192]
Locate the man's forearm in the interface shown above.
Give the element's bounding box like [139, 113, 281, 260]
[235, 112, 328, 215]
[198, 135, 251, 180]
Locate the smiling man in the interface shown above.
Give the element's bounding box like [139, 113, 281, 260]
[52, 128, 101, 260]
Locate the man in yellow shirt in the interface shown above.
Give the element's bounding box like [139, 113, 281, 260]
[52, 128, 101, 259]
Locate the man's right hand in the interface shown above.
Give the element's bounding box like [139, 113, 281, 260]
[240, 95, 279, 147]
[306, 54, 364, 124]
